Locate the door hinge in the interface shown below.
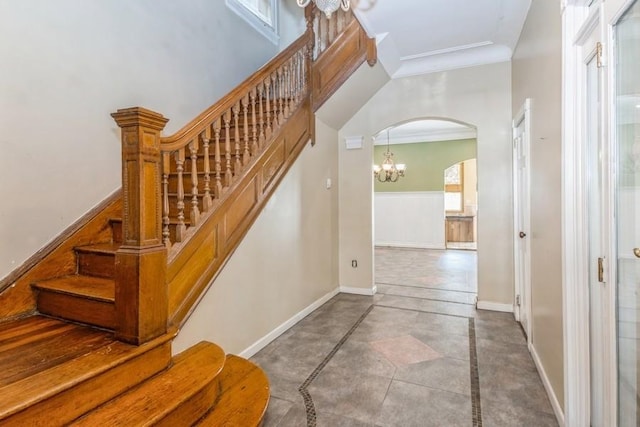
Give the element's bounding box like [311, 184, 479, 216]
[516, 295, 521, 306]
[597, 257, 605, 283]
[596, 42, 604, 68]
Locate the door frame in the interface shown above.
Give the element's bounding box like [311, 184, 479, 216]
[512, 98, 532, 344]
[562, 2, 599, 425]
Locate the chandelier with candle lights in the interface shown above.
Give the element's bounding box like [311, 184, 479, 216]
[373, 129, 406, 183]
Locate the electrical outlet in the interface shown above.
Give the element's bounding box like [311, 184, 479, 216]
[351, 260, 358, 268]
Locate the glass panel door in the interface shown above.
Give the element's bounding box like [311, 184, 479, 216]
[615, 1, 640, 425]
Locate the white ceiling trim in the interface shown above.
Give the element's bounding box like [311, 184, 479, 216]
[390, 43, 513, 79]
[399, 41, 494, 61]
[373, 128, 477, 145]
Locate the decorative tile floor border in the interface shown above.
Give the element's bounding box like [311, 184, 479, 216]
[469, 318, 483, 426]
[298, 304, 375, 427]
[296, 301, 484, 426]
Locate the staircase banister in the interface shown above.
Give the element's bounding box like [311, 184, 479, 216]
[160, 30, 312, 151]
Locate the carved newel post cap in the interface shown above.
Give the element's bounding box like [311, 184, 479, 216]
[111, 107, 169, 131]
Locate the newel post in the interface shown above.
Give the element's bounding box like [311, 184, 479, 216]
[111, 107, 169, 345]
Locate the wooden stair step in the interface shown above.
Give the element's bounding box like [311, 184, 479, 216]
[196, 355, 270, 427]
[32, 275, 115, 329]
[70, 341, 226, 427]
[75, 242, 119, 279]
[0, 315, 174, 425]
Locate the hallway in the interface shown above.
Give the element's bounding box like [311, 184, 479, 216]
[253, 248, 557, 426]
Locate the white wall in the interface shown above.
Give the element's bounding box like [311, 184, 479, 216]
[339, 62, 514, 304]
[512, 0, 564, 411]
[173, 118, 339, 355]
[374, 192, 445, 249]
[0, 0, 279, 280]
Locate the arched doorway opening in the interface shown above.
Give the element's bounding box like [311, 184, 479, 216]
[372, 118, 479, 303]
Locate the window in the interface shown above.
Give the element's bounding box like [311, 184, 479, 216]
[226, 0, 279, 45]
[444, 163, 464, 212]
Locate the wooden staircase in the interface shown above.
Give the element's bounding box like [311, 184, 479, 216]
[0, 5, 375, 426]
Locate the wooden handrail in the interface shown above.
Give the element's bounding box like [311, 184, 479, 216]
[161, 32, 312, 150]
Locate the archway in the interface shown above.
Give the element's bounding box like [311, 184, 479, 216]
[372, 118, 479, 301]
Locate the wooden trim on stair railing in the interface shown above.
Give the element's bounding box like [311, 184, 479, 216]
[108, 7, 376, 339]
[311, 16, 374, 111]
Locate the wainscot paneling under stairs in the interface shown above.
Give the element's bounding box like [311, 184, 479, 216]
[0, 5, 375, 425]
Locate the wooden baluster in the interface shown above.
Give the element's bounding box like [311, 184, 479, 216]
[201, 131, 213, 212]
[330, 13, 336, 44]
[297, 53, 303, 105]
[270, 72, 278, 130]
[213, 119, 223, 196]
[313, 11, 322, 59]
[111, 107, 168, 344]
[232, 102, 242, 173]
[283, 64, 290, 119]
[277, 69, 285, 126]
[241, 94, 250, 165]
[288, 61, 294, 114]
[258, 83, 266, 147]
[264, 78, 273, 139]
[250, 88, 259, 154]
[162, 152, 171, 249]
[189, 140, 200, 226]
[223, 110, 233, 187]
[321, 14, 328, 53]
[175, 148, 187, 242]
[305, 6, 317, 63]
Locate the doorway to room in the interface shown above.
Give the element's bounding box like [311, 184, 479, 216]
[372, 118, 478, 299]
[444, 158, 478, 251]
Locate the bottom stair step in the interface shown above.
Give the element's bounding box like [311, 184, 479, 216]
[197, 355, 270, 427]
[70, 341, 226, 427]
[0, 315, 174, 425]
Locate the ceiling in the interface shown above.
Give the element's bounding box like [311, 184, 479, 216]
[354, 0, 531, 78]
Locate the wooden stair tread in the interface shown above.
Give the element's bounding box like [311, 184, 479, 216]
[71, 341, 226, 427]
[0, 315, 114, 387]
[32, 275, 114, 302]
[75, 242, 120, 254]
[197, 355, 270, 427]
[0, 322, 174, 422]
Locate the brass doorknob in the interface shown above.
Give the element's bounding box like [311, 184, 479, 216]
[634, 248, 640, 258]
[519, 231, 526, 238]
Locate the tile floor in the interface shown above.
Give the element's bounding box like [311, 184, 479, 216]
[251, 247, 558, 426]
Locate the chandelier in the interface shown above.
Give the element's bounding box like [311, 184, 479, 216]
[297, 0, 350, 18]
[373, 129, 406, 183]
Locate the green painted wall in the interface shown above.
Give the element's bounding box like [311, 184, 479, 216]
[373, 138, 477, 192]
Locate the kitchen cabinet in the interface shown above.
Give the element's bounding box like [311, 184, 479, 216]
[446, 216, 474, 242]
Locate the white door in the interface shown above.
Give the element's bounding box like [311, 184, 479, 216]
[513, 100, 531, 340]
[606, 0, 640, 424]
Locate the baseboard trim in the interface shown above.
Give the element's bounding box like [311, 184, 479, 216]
[529, 343, 565, 426]
[239, 287, 340, 358]
[375, 242, 446, 250]
[476, 301, 513, 313]
[339, 285, 377, 296]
